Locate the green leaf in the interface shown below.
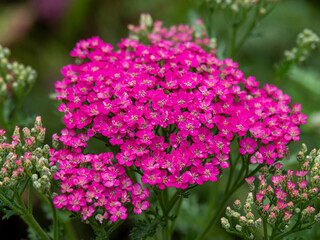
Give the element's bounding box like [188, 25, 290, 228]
[2, 209, 16, 220]
[129, 219, 161, 240]
[289, 66, 320, 97]
[275, 60, 293, 81]
[27, 226, 42, 240]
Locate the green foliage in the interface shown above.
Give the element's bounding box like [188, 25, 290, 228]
[27, 226, 42, 240]
[1, 208, 16, 220]
[289, 67, 320, 98]
[129, 219, 162, 240]
[275, 29, 319, 81]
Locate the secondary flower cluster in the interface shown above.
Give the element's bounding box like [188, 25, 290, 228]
[221, 193, 262, 239]
[0, 117, 53, 194]
[284, 29, 319, 63]
[128, 14, 217, 53]
[206, 0, 279, 14]
[53, 17, 305, 222]
[223, 144, 320, 239]
[0, 44, 36, 99]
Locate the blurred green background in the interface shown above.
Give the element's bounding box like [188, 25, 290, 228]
[0, 0, 319, 239]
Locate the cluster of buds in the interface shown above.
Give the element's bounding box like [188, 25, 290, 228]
[221, 193, 262, 239]
[223, 144, 320, 239]
[284, 29, 319, 63]
[212, 0, 259, 12]
[128, 14, 217, 52]
[0, 116, 55, 195]
[0, 45, 36, 99]
[207, 0, 278, 14]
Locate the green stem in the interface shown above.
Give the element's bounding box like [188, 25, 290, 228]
[0, 100, 5, 128]
[195, 164, 264, 240]
[36, 190, 76, 240]
[272, 222, 314, 240]
[21, 211, 51, 240]
[263, 218, 268, 240]
[10, 98, 22, 127]
[205, 182, 219, 220]
[234, 1, 263, 57]
[160, 189, 169, 240]
[0, 192, 23, 214]
[50, 199, 59, 240]
[15, 194, 50, 240]
[230, 23, 239, 58]
[28, 183, 33, 214]
[64, 220, 77, 240]
[106, 220, 125, 236]
[226, 153, 240, 193]
[168, 197, 183, 238]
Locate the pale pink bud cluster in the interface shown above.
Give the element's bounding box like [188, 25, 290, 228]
[0, 117, 53, 194]
[243, 145, 320, 235]
[222, 193, 262, 238]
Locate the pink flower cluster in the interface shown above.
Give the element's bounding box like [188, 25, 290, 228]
[51, 151, 150, 221]
[246, 161, 319, 224]
[52, 19, 305, 222]
[128, 17, 216, 53]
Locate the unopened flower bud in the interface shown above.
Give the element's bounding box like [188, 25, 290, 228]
[302, 206, 315, 218]
[244, 202, 252, 214]
[260, 8, 266, 15]
[297, 151, 304, 162]
[22, 127, 31, 139]
[246, 212, 254, 220]
[221, 217, 230, 230]
[246, 192, 254, 204]
[314, 212, 320, 222]
[235, 224, 242, 232]
[268, 212, 277, 224]
[33, 180, 41, 189]
[302, 143, 307, 154]
[231, 210, 240, 218]
[245, 176, 255, 191]
[233, 199, 241, 210]
[255, 218, 262, 228]
[42, 145, 50, 156]
[31, 174, 38, 181]
[310, 149, 317, 158]
[239, 216, 246, 226]
[261, 166, 269, 176]
[35, 116, 42, 128]
[226, 206, 232, 217]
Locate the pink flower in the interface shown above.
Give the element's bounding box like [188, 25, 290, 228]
[81, 206, 95, 220]
[133, 200, 150, 214]
[132, 183, 150, 200]
[212, 153, 229, 168]
[239, 138, 257, 155]
[275, 188, 287, 200]
[259, 145, 277, 165]
[109, 206, 128, 222]
[67, 190, 86, 211]
[53, 195, 68, 209]
[245, 176, 255, 185]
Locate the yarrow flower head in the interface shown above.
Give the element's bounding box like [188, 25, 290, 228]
[53, 15, 305, 222]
